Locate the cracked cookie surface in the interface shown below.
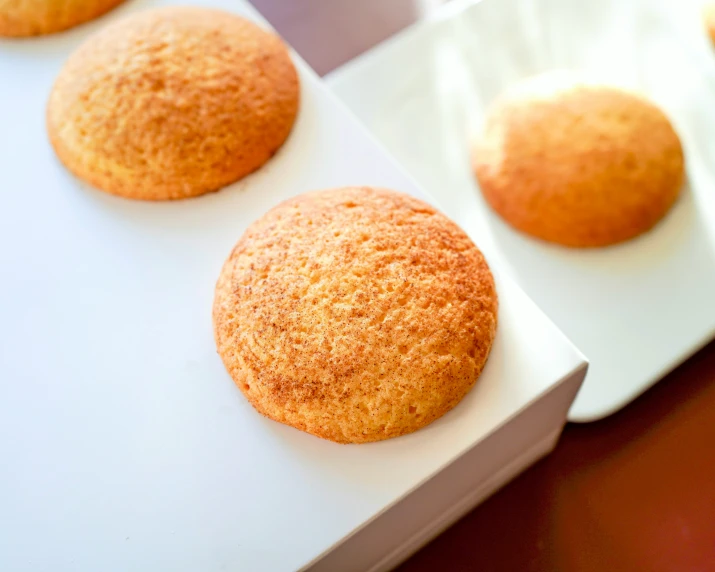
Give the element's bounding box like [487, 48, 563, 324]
[47, 6, 299, 200]
[213, 187, 498, 444]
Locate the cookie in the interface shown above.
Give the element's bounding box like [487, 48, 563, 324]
[0, 0, 125, 37]
[705, 4, 715, 45]
[213, 187, 498, 444]
[47, 7, 299, 200]
[472, 72, 684, 248]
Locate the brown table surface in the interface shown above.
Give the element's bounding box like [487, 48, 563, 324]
[250, 1, 715, 569]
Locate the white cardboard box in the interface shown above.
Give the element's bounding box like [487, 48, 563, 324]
[0, 1, 587, 570]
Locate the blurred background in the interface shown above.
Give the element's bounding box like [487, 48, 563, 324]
[250, 0, 450, 75]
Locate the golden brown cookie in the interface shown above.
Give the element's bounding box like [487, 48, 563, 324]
[472, 72, 684, 248]
[213, 187, 498, 444]
[0, 0, 125, 37]
[47, 7, 299, 201]
[705, 4, 715, 45]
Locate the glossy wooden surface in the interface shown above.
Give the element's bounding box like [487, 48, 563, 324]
[249, 1, 715, 569]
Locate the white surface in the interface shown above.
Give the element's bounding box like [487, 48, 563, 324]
[327, 0, 715, 422]
[0, 1, 585, 571]
[310, 367, 584, 572]
[364, 427, 563, 572]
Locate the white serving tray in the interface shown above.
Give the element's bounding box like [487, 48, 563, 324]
[327, 0, 715, 422]
[0, 1, 586, 570]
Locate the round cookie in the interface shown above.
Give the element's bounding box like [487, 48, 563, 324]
[472, 72, 684, 248]
[47, 7, 299, 201]
[213, 187, 498, 444]
[705, 4, 715, 46]
[0, 0, 125, 37]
